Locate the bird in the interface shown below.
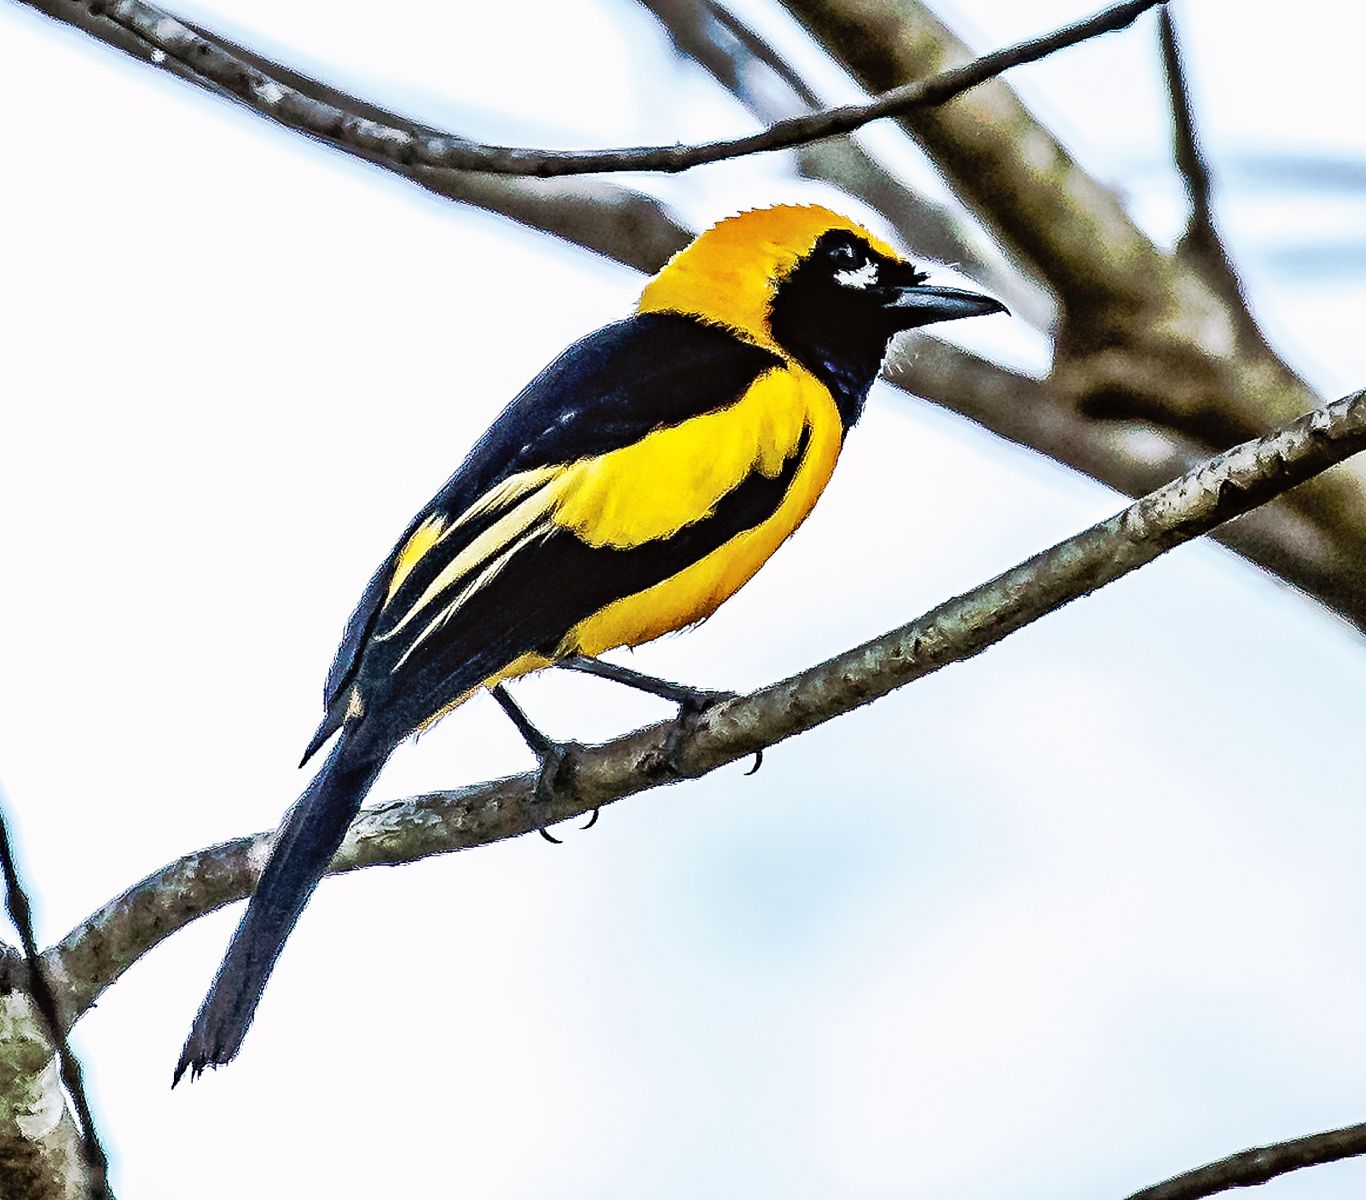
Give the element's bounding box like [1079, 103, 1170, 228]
[174, 203, 1006, 1083]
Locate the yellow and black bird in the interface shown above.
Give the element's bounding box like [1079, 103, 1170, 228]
[175, 204, 1005, 1081]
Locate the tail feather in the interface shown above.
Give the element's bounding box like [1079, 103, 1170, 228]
[174, 730, 387, 1084]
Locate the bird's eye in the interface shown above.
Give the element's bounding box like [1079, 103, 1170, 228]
[828, 240, 862, 267]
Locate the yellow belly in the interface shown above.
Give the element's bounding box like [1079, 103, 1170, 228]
[561, 363, 844, 657]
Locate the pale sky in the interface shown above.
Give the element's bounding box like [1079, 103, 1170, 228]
[3, 1, 1366, 1197]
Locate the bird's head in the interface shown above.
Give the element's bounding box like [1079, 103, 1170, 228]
[639, 204, 1006, 421]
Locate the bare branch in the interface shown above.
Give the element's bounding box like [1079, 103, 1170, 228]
[0, 789, 108, 1199]
[0, 988, 93, 1200]
[891, 338, 1357, 619]
[1158, 9, 1214, 249]
[1124, 1119, 1366, 1200]
[46, 388, 1366, 1024]
[20, 0, 1163, 177]
[700, 0, 821, 106]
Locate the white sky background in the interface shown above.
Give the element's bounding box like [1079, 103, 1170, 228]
[3, 0, 1366, 1196]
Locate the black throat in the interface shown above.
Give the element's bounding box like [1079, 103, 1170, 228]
[768, 271, 891, 429]
[772, 327, 885, 428]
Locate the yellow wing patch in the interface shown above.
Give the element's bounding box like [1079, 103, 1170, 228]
[390, 521, 553, 673]
[386, 514, 449, 601]
[447, 465, 561, 534]
[547, 365, 811, 548]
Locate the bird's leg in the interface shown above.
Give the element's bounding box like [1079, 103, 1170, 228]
[558, 654, 725, 709]
[490, 684, 582, 844]
[558, 655, 763, 778]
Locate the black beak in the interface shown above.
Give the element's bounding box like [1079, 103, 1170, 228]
[882, 283, 1008, 329]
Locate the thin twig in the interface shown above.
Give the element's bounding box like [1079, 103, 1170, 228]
[1157, 7, 1247, 314]
[0, 786, 111, 1199]
[1159, 8, 1213, 236]
[163, 17, 693, 271]
[1123, 1119, 1366, 1200]
[701, 0, 821, 107]
[21, 0, 1163, 177]
[45, 388, 1366, 1029]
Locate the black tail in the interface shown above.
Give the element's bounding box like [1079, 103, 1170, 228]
[174, 729, 388, 1084]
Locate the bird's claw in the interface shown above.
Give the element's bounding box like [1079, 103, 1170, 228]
[531, 739, 582, 844]
[661, 688, 737, 778]
[661, 691, 764, 779]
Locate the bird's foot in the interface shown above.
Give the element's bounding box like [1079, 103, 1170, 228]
[660, 689, 762, 779]
[557, 656, 762, 776]
[530, 738, 585, 845]
[490, 683, 597, 844]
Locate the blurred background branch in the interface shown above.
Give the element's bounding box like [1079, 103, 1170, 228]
[1157, 6, 1245, 313]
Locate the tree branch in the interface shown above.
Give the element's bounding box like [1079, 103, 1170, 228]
[45, 388, 1366, 1026]
[1124, 1119, 1366, 1200]
[0, 988, 92, 1200]
[1158, 10, 1213, 254]
[890, 337, 1357, 620]
[0, 788, 107, 1199]
[20, 0, 1163, 177]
